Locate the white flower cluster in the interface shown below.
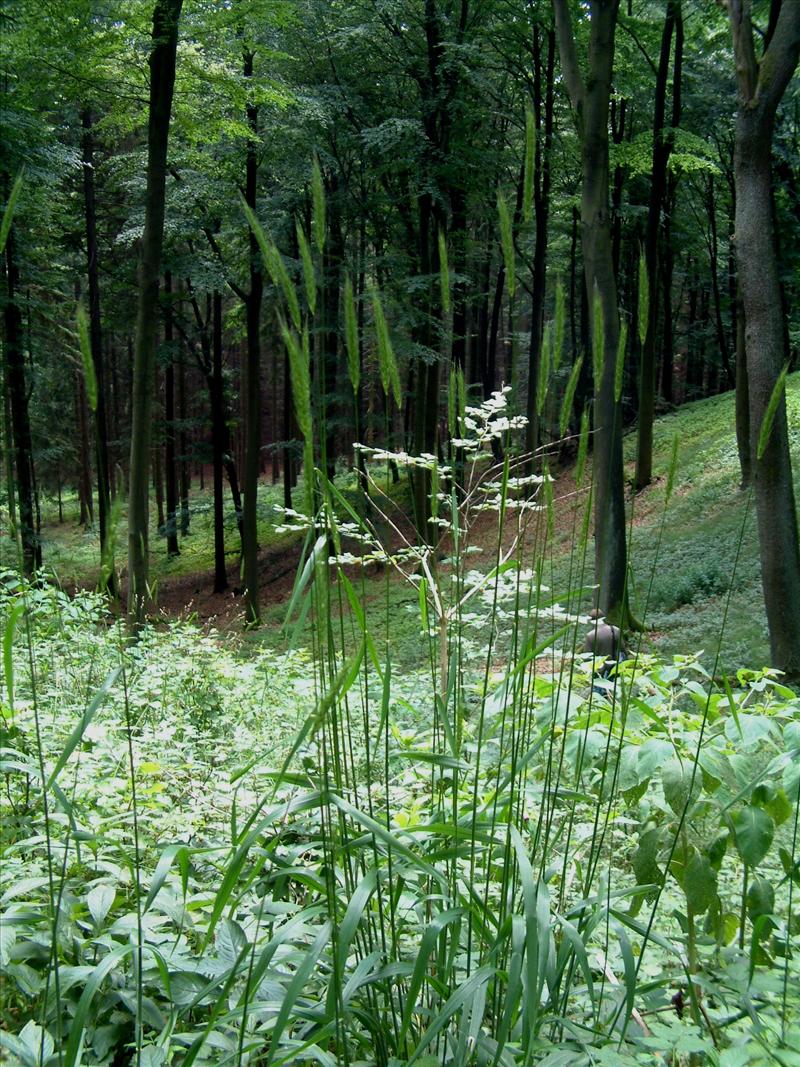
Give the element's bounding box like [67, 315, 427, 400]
[353, 443, 450, 473]
[451, 386, 528, 452]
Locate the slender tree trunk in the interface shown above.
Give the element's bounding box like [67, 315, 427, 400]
[76, 369, 94, 526]
[3, 366, 17, 533]
[178, 341, 190, 534]
[282, 346, 293, 511]
[212, 290, 227, 591]
[526, 25, 555, 468]
[728, 0, 800, 677]
[242, 46, 263, 624]
[635, 0, 677, 490]
[127, 0, 183, 625]
[734, 288, 751, 487]
[707, 175, 735, 388]
[153, 387, 165, 531]
[163, 272, 179, 555]
[321, 179, 342, 479]
[4, 226, 40, 575]
[554, 0, 634, 627]
[81, 110, 116, 592]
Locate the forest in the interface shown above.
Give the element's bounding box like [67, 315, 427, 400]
[2, 0, 800, 1063]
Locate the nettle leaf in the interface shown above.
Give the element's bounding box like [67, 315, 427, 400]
[87, 884, 116, 927]
[683, 852, 717, 915]
[661, 758, 699, 817]
[731, 805, 775, 867]
[746, 875, 775, 922]
[633, 826, 662, 892]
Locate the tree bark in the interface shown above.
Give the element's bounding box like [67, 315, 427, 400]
[635, 0, 677, 491]
[554, 0, 634, 627]
[76, 369, 94, 527]
[242, 46, 263, 624]
[81, 110, 116, 591]
[127, 0, 182, 626]
[212, 290, 227, 591]
[526, 25, 555, 468]
[163, 271, 180, 555]
[728, 0, 800, 677]
[4, 225, 41, 575]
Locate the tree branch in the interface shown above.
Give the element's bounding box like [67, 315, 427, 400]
[552, 0, 585, 115]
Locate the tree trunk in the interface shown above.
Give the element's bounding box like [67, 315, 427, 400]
[242, 46, 263, 624]
[4, 225, 40, 575]
[554, 0, 634, 627]
[728, 0, 800, 677]
[163, 272, 179, 555]
[212, 290, 227, 591]
[526, 25, 555, 468]
[178, 341, 190, 534]
[635, 0, 677, 491]
[707, 174, 735, 388]
[127, 0, 183, 626]
[81, 109, 116, 592]
[76, 369, 94, 526]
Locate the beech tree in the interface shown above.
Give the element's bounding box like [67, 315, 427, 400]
[726, 0, 800, 678]
[127, 0, 183, 626]
[552, 0, 634, 626]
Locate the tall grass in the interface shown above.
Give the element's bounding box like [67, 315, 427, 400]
[2, 179, 800, 1067]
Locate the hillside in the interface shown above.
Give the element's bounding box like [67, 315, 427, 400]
[6, 374, 799, 680]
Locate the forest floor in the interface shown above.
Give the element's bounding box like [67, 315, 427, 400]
[4, 372, 799, 677]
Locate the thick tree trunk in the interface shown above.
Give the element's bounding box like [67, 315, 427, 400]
[554, 0, 633, 627]
[4, 227, 40, 575]
[729, 0, 800, 677]
[242, 47, 263, 624]
[81, 110, 116, 592]
[127, 0, 182, 625]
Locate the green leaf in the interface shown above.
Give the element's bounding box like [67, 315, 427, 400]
[665, 434, 679, 503]
[553, 276, 565, 372]
[3, 598, 25, 714]
[0, 168, 24, 255]
[371, 287, 401, 409]
[241, 197, 301, 330]
[575, 405, 590, 487]
[343, 272, 360, 395]
[560, 356, 583, 437]
[523, 99, 535, 223]
[661, 758, 698, 817]
[497, 188, 515, 299]
[756, 363, 789, 460]
[537, 323, 551, 417]
[76, 303, 97, 413]
[398, 908, 463, 1044]
[280, 318, 311, 444]
[46, 667, 121, 791]
[746, 875, 774, 922]
[731, 805, 775, 867]
[311, 154, 326, 253]
[683, 852, 717, 914]
[633, 827, 663, 891]
[295, 219, 316, 315]
[87, 884, 116, 927]
[614, 319, 627, 403]
[438, 229, 450, 315]
[638, 249, 649, 347]
[592, 286, 604, 389]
